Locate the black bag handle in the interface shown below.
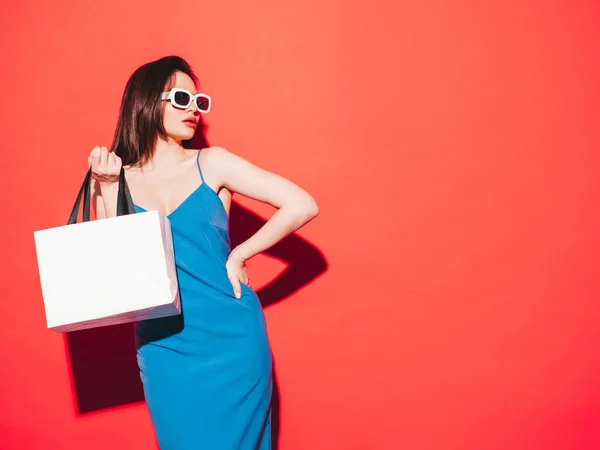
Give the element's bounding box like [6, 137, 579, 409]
[67, 167, 134, 225]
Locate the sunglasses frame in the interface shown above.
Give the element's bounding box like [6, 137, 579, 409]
[161, 88, 212, 113]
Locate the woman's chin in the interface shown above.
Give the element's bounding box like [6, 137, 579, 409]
[168, 131, 196, 142]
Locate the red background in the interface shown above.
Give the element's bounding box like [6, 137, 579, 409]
[2, 1, 600, 449]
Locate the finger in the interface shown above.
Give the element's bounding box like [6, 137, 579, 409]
[100, 147, 109, 167]
[113, 153, 122, 170]
[91, 147, 101, 168]
[108, 152, 117, 170]
[227, 272, 242, 299]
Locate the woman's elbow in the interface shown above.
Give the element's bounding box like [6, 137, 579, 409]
[299, 195, 319, 220]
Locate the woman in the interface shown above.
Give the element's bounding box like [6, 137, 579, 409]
[88, 55, 319, 449]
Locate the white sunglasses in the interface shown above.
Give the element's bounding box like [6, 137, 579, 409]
[161, 88, 211, 113]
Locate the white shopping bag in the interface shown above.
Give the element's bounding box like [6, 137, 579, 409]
[33, 169, 181, 332]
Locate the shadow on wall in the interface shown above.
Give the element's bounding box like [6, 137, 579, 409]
[64, 117, 328, 450]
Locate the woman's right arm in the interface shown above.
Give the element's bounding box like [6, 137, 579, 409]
[88, 146, 121, 220]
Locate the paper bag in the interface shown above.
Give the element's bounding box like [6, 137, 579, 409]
[33, 168, 180, 332]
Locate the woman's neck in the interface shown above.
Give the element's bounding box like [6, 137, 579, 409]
[143, 137, 189, 171]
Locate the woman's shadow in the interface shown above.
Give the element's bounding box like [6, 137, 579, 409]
[65, 119, 327, 449]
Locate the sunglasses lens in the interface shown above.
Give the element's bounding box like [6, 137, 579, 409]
[196, 96, 210, 112]
[173, 91, 191, 107]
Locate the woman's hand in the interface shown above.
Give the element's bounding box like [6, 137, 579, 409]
[226, 249, 249, 299]
[88, 146, 121, 185]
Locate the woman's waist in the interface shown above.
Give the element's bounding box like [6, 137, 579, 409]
[174, 259, 256, 299]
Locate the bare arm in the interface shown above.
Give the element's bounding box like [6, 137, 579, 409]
[88, 146, 122, 220]
[205, 146, 319, 262]
[217, 186, 233, 216]
[91, 178, 119, 220]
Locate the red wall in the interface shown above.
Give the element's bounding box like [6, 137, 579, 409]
[2, 1, 600, 449]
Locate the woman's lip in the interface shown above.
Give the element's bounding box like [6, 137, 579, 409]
[183, 120, 197, 128]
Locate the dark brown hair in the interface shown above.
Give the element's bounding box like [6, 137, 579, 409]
[111, 55, 198, 167]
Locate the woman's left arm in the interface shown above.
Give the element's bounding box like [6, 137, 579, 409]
[206, 146, 319, 297]
[209, 146, 319, 261]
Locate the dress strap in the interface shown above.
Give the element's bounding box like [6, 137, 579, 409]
[196, 149, 206, 184]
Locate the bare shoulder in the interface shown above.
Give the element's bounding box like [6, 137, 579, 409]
[121, 162, 149, 182]
[198, 146, 251, 185]
[198, 145, 243, 167]
[200, 145, 264, 174]
[197, 146, 318, 215]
